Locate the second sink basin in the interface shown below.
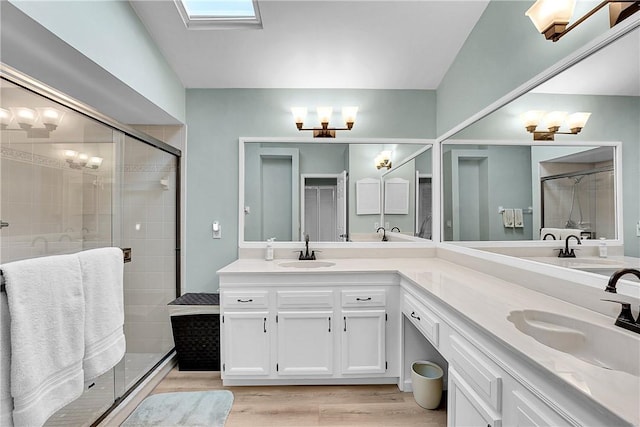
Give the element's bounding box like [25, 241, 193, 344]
[278, 261, 336, 268]
[507, 309, 639, 377]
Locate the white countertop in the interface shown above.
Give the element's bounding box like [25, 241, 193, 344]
[523, 255, 640, 272]
[218, 257, 640, 425]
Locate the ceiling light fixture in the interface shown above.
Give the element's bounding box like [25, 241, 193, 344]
[521, 110, 591, 140]
[526, 0, 640, 42]
[291, 106, 358, 138]
[375, 150, 393, 170]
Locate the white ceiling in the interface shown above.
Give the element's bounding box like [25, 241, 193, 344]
[130, 0, 490, 89]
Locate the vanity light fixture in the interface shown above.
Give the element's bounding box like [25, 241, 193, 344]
[1, 106, 65, 137]
[522, 110, 591, 141]
[291, 106, 358, 138]
[64, 150, 103, 170]
[526, 0, 640, 42]
[375, 150, 393, 170]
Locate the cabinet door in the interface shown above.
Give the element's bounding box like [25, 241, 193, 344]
[222, 311, 270, 376]
[341, 310, 386, 374]
[276, 311, 334, 376]
[448, 368, 501, 427]
[511, 390, 572, 427]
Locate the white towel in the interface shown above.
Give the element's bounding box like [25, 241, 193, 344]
[78, 248, 125, 381]
[502, 209, 514, 228]
[559, 228, 583, 240]
[2, 255, 85, 427]
[514, 209, 524, 228]
[1, 291, 13, 427]
[540, 227, 562, 240]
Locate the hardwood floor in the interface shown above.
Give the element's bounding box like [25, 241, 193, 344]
[151, 368, 447, 426]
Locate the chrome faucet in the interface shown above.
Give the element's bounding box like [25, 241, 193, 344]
[558, 234, 581, 258]
[299, 234, 316, 260]
[391, 226, 400, 232]
[602, 268, 640, 334]
[542, 233, 556, 240]
[376, 227, 388, 242]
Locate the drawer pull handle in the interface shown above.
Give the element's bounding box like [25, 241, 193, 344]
[237, 298, 253, 303]
[263, 317, 267, 333]
[356, 297, 372, 301]
[328, 317, 331, 332]
[410, 311, 421, 321]
[344, 316, 347, 332]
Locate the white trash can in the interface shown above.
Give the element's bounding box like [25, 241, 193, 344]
[411, 361, 443, 409]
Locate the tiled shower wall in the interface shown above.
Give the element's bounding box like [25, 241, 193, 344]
[0, 143, 113, 263]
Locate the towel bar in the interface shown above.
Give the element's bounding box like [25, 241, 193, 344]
[0, 247, 131, 293]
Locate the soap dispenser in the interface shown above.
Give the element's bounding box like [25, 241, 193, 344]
[598, 237, 607, 258]
[265, 238, 275, 261]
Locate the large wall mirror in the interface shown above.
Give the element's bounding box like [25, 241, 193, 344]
[441, 142, 619, 242]
[439, 26, 638, 256]
[381, 146, 433, 239]
[240, 139, 432, 245]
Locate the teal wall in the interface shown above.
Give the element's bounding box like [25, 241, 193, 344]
[453, 93, 640, 256]
[437, 1, 608, 136]
[442, 145, 533, 241]
[9, 0, 185, 123]
[185, 89, 436, 292]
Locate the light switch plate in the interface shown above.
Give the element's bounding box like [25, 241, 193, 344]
[636, 221, 640, 237]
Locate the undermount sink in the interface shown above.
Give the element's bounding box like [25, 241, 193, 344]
[278, 261, 336, 268]
[507, 309, 640, 376]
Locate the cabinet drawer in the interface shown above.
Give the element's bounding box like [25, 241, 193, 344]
[341, 289, 386, 307]
[277, 290, 333, 308]
[450, 335, 502, 413]
[222, 291, 268, 308]
[402, 293, 439, 347]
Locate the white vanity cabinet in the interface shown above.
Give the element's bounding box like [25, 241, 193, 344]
[448, 368, 502, 427]
[276, 290, 334, 376]
[219, 273, 399, 385]
[221, 291, 271, 376]
[399, 280, 596, 427]
[341, 289, 387, 374]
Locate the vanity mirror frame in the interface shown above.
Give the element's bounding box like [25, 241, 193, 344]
[431, 16, 638, 252]
[238, 137, 436, 249]
[439, 138, 623, 248]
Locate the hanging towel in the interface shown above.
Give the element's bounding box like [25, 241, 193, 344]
[2, 254, 85, 427]
[502, 209, 514, 228]
[1, 291, 13, 427]
[514, 209, 524, 228]
[78, 248, 125, 381]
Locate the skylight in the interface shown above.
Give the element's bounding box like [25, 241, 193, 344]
[174, 0, 262, 29]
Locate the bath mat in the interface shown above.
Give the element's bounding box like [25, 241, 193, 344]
[121, 390, 233, 426]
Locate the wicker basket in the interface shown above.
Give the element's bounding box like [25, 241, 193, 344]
[168, 293, 220, 371]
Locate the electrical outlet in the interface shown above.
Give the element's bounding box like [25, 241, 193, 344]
[385, 222, 389, 229]
[374, 222, 379, 230]
[636, 221, 640, 237]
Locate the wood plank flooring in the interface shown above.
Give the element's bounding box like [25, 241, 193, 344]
[151, 368, 447, 426]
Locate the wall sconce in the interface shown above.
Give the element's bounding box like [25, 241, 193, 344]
[64, 150, 103, 170]
[521, 110, 591, 140]
[375, 150, 392, 170]
[1, 106, 65, 137]
[291, 106, 358, 138]
[526, 0, 640, 42]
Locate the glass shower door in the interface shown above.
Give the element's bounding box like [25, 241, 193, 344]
[115, 134, 177, 394]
